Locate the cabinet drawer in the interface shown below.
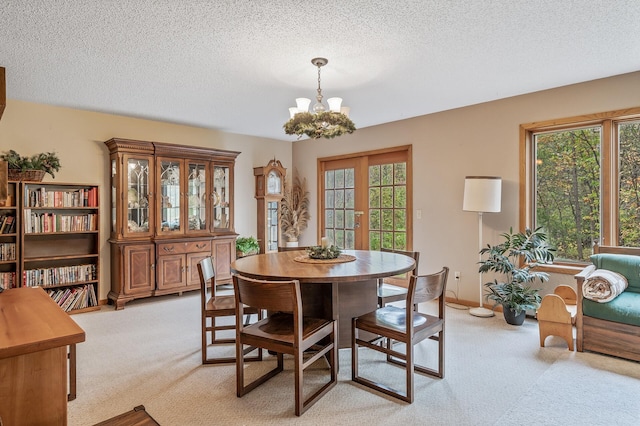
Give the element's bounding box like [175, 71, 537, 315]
[185, 240, 211, 253]
[157, 240, 211, 256]
[157, 242, 187, 255]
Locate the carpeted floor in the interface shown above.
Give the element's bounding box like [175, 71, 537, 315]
[68, 291, 640, 425]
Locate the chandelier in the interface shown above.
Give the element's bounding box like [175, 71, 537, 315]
[284, 57, 356, 140]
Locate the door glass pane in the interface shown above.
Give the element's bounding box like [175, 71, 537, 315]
[381, 164, 393, 186]
[267, 201, 279, 252]
[187, 163, 206, 231]
[324, 167, 355, 249]
[368, 161, 407, 250]
[127, 158, 150, 233]
[160, 160, 181, 232]
[369, 165, 380, 186]
[325, 170, 335, 189]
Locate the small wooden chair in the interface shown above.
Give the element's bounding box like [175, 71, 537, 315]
[233, 274, 338, 416]
[198, 257, 262, 364]
[377, 248, 420, 307]
[353, 267, 449, 403]
[537, 285, 577, 351]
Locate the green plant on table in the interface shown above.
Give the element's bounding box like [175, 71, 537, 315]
[0, 150, 61, 178]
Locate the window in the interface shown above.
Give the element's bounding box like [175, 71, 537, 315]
[520, 107, 640, 267]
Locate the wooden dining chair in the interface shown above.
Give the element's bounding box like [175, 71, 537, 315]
[233, 274, 338, 416]
[352, 267, 449, 403]
[377, 248, 420, 307]
[198, 257, 262, 364]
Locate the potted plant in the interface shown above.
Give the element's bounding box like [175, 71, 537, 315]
[279, 170, 310, 247]
[236, 236, 260, 258]
[479, 227, 555, 325]
[0, 150, 61, 181]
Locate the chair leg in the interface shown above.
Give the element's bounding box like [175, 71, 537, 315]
[294, 346, 303, 416]
[204, 315, 262, 365]
[237, 342, 283, 397]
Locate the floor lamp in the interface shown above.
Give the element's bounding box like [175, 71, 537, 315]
[463, 176, 502, 318]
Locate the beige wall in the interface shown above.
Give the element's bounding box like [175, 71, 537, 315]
[0, 100, 292, 300]
[293, 71, 640, 302]
[2, 70, 640, 306]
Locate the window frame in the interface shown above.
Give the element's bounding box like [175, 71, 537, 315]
[520, 107, 640, 274]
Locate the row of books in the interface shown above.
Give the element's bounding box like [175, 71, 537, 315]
[0, 272, 16, 289]
[25, 187, 98, 208]
[23, 210, 97, 233]
[0, 243, 16, 261]
[0, 215, 16, 234]
[46, 284, 98, 312]
[23, 263, 97, 287]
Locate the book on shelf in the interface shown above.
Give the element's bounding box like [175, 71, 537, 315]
[45, 284, 97, 312]
[0, 242, 16, 261]
[25, 186, 98, 208]
[0, 272, 17, 289]
[0, 215, 14, 233]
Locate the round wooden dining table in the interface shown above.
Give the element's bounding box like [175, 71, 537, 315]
[230, 249, 415, 350]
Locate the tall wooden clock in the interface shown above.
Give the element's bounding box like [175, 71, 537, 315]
[254, 159, 286, 253]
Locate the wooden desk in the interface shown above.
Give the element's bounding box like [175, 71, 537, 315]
[0, 287, 85, 425]
[231, 249, 415, 348]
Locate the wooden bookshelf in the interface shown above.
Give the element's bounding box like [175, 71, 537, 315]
[20, 182, 100, 314]
[0, 180, 18, 290]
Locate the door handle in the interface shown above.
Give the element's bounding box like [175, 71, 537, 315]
[354, 211, 365, 216]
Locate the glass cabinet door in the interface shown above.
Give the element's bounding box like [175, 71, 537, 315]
[158, 159, 183, 234]
[123, 155, 152, 237]
[267, 200, 279, 252]
[213, 164, 231, 231]
[187, 161, 208, 233]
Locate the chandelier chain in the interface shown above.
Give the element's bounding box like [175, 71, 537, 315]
[316, 64, 323, 104]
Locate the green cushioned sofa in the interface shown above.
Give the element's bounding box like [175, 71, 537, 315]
[575, 245, 640, 362]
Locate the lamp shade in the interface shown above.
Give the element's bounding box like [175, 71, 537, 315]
[463, 176, 502, 213]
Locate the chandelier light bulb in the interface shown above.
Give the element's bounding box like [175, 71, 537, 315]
[327, 97, 342, 113]
[295, 98, 310, 113]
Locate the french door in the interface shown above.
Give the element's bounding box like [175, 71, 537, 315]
[318, 146, 412, 250]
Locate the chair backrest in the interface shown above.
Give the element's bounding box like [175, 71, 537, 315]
[406, 267, 449, 316]
[197, 257, 216, 304]
[380, 247, 420, 275]
[233, 275, 304, 341]
[233, 274, 302, 314]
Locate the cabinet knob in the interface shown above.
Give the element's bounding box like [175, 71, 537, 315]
[163, 246, 175, 252]
[196, 243, 206, 249]
[151, 263, 155, 270]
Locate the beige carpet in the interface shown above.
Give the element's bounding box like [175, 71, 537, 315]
[68, 292, 640, 425]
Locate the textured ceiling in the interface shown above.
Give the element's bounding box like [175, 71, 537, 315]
[1, 1, 640, 141]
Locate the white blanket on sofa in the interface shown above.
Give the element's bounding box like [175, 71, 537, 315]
[583, 269, 628, 303]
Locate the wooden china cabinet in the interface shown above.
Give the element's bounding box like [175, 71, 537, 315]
[105, 138, 239, 309]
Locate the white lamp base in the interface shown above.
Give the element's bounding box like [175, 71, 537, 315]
[469, 307, 495, 318]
